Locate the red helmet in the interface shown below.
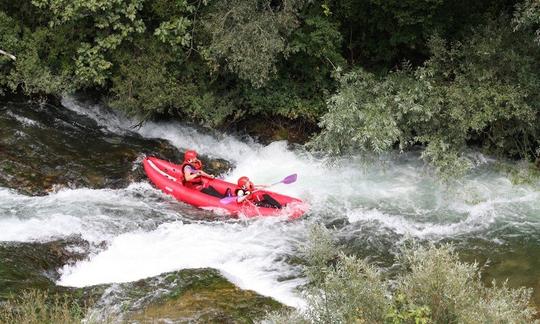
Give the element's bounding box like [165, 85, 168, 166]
[237, 176, 253, 190]
[184, 150, 198, 162]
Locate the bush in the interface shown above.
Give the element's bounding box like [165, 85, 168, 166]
[310, 18, 540, 178]
[396, 244, 537, 323]
[265, 225, 538, 323]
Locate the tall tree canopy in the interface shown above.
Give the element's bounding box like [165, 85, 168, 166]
[1, 0, 538, 174]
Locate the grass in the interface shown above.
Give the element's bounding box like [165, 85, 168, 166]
[0, 289, 86, 324]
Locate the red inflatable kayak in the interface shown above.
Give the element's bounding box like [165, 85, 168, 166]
[143, 157, 307, 219]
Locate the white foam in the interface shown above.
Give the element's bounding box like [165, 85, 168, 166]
[6, 111, 41, 127]
[347, 208, 494, 239]
[61, 96, 255, 162]
[0, 213, 86, 242]
[0, 183, 179, 243]
[49, 97, 540, 245]
[58, 219, 307, 308]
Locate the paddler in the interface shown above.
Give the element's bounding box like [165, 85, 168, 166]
[181, 150, 222, 197]
[235, 176, 282, 208]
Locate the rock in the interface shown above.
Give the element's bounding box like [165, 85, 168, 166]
[1, 243, 283, 322]
[0, 99, 232, 195]
[108, 269, 284, 323]
[201, 157, 233, 176]
[0, 238, 91, 298]
[233, 116, 318, 145]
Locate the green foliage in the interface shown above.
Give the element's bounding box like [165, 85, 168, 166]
[240, 11, 343, 121]
[74, 43, 113, 86]
[242, 77, 327, 122]
[266, 225, 538, 324]
[304, 253, 390, 323]
[201, 0, 304, 88]
[302, 225, 338, 284]
[0, 11, 74, 95]
[263, 310, 309, 324]
[108, 36, 239, 127]
[301, 226, 390, 324]
[328, 0, 510, 66]
[2, 0, 339, 126]
[513, 0, 540, 44]
[152, 0, 203, 51]
[396, 243, 537, 323]
[311, 18, 540, 177]
[309, 69, 406, 154]
[108, 40, 182, 117]
[31, 0, 146, 86]
[288, 16, 344, 68]
[365, 0, 444, 57]
[154, 17, 192, 48]
[385, 294, 431, 324]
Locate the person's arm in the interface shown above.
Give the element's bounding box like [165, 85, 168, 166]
[199, 170, 215, 179]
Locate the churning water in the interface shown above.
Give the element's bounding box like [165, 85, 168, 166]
[1, 97, 539, 309]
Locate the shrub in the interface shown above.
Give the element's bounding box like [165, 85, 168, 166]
[396, 244, 536, 323]
[310, 18, 540, 178]
[265, 225, 538, 323]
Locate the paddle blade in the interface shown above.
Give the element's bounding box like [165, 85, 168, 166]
[220, 196, 237, 205]
[282, 173, 297, 184]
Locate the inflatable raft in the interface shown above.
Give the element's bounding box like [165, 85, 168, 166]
[143, 157, 307, 219]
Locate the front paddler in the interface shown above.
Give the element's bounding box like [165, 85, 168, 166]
[181, 150, 214, 190]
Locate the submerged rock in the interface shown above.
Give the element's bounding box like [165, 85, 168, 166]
[234, 116, 318, 145]
[59, 269, 285, 323]
[1, 239, 284, 323]
[86, 268, 284, 323]
[0, 238, 91, 298]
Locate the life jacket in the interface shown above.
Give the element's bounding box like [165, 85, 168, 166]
[181, 161, 203, 186]
[234, 188, 255, 203]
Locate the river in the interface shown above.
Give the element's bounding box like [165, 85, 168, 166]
[1, 97, 539, 319]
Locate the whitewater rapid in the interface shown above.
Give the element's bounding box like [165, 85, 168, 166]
[1, 97, 539, 309]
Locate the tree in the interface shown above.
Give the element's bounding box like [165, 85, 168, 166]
[31, 0, 146, 86]
[200, 0, 305, 88]
[513, 0, 540, 44]
[310, 18, 540, 177]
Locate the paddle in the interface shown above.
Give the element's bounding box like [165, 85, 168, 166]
[219, 173, 297, 205]
[270, 173, 297, 186]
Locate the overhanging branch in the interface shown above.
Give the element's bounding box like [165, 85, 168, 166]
[0, 49, 16, 61]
